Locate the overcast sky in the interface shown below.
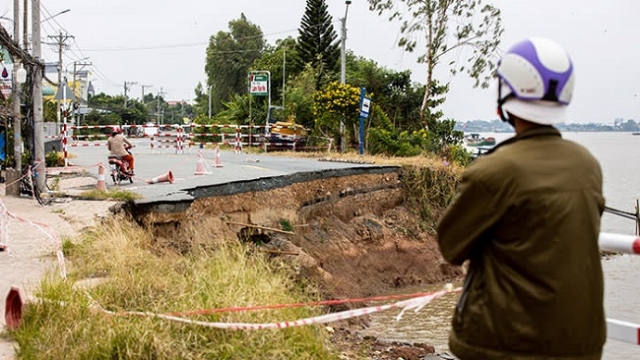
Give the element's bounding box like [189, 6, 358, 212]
[1, 0, 638, 123]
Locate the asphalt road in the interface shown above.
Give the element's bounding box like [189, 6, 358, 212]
[66, 138, 383, 203]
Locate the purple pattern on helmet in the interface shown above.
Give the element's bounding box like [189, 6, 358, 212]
[501, 39, 573, 104]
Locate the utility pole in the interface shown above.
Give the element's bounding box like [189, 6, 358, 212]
[22, 0, 27, 51]
[282, 47, 286, 108]
[32, 0, 45, 191]
[123, 81, 137, 107]
[157, 87, 166, 125]
[339, 1, 351, 152]
[47, 31, 74, 134]
[141, 84, 152, 122]
[141, 84, 152, 103]
[208, 85, 212, 118]
[72, 60, 92, 93]
[12, 0, 21, 172]
[72, 60, 91, 126]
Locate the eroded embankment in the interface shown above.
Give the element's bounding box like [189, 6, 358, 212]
[127, 166, 462, 300]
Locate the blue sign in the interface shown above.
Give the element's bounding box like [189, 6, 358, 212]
[359, 87, 371, 155]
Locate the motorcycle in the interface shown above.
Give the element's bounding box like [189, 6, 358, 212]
[107, 145, 134, 184]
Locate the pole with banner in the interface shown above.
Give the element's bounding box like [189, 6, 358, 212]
[359, 87, 371, 155]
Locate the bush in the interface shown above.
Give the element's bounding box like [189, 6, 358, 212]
[45, 151, 65, 167]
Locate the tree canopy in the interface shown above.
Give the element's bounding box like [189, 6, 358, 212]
[205, 14, 266, 114]
[368, 0, 503, 129]
[296, 0, 341, 88]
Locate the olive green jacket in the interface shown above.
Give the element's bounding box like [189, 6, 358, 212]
[437, 127, 606, 360]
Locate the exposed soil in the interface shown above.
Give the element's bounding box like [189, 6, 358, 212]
[132, 169, 463, 359]
[0, 167, 461, 359]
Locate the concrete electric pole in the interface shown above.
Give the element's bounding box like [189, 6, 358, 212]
[339, 0, 351, 152]
[47, 31, 73, 134]
[141, 84, 153, 103]
[12, 0, 21, 172]
[124, 81, 137, 107]
[157, 87, 166, 124]
[32, 0, 45, 191]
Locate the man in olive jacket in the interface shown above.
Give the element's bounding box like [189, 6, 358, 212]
[437, 38, 606, 360]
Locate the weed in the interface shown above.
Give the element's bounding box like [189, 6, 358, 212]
[279, 218, 293, 232]
[12, 216, 337, 360]
[79, 189, 142, 202]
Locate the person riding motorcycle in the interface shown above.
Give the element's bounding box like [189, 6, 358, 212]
[107, 127, 135, 175]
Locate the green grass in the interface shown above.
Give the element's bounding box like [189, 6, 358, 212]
[79, 188, 142, 201]
[11, 217, 339, 360]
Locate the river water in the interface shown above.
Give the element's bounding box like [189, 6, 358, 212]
[361, 132, 640, 358]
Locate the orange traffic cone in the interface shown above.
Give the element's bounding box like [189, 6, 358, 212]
[194, 150, 209, 175]
[213, 146, 224, 167]
[96, 163, 107, 191]
[5, 286, 24, 330]
[146, 171, 174, 184]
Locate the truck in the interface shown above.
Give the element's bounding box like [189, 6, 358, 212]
[264, 106, 308, 151]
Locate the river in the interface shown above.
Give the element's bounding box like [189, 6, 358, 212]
[361, 131, 640, 358]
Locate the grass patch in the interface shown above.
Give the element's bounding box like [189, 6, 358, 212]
[11, 217, 338, 360]
[79, 189, 142, 201]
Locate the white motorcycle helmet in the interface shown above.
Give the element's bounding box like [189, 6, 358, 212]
[497, 37, 574, 125]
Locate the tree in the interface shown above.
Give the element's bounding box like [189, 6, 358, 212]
[252, 37, 300, 108]
[314, 81, 361, 147]
[283, 64, 317, 129]
[205, 14, 265, 114]
[296, 0, 341, 88]
[348, 56, 424, 131]
[368, 0, 503, 129]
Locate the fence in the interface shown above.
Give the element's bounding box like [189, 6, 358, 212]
[57, 123, 310, 162]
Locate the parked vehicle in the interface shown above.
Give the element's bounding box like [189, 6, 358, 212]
[264, 106, 308, 150]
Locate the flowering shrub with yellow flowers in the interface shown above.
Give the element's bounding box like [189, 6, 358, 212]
[313, 82, 362, 148]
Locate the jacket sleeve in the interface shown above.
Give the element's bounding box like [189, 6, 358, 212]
[436, 166, 508, 265]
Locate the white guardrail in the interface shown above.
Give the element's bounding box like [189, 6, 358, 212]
[599, 233, 640, 345]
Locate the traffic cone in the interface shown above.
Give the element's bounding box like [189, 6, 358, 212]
[213, 145, 223, 167]
[5, 286, 24, 330]
[194, 150, 209, 175]
[96, 163, 107, 191]
[146, 171, 174, 184]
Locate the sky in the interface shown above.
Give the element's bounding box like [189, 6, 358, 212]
[1, 0, 639, 124]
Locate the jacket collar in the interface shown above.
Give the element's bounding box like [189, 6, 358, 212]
[488, 126, 561, 154]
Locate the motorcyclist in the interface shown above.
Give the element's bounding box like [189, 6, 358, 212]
[107, 127, 135, 175]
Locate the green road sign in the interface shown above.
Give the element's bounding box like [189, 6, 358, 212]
[249, 73, 268, 96]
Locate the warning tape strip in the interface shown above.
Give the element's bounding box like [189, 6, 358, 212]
[168, 291, 452, 317]
[91, 287, 460, 330]
[0, 200, 67, 280]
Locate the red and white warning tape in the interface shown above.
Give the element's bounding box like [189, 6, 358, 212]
[0, 200, 67, 279]
[92, 287, 460, 330]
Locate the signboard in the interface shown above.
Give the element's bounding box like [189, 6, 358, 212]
[359, 87, 371, 155]
[360, 97, 371, 118]
[249, 73, 268, 96]
[0, 64, 12, 100]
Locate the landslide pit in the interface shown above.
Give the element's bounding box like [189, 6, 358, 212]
[129, 167, 462, 300]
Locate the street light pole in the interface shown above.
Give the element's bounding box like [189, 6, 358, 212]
[339, 0, 351, 153]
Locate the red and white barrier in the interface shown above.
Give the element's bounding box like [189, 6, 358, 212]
[607, 318, 640, 345]
[599, 233, 640, 255]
